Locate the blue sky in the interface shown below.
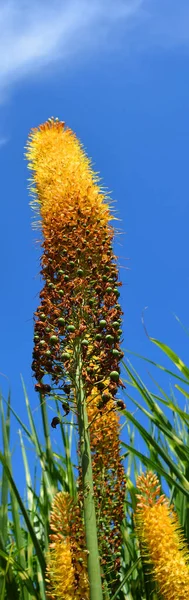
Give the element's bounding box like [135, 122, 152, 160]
[0, 0, 189, 490]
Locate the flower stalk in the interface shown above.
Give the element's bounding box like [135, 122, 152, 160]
[75, 345, 103, 600]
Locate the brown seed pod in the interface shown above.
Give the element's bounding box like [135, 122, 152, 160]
[51, 416, 60, 429]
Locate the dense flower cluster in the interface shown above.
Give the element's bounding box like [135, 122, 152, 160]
[26, 119, 124, 404]
[135, 471, 189, 600]
[46, 492, 89, 599]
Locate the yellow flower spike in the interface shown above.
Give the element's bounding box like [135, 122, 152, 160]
[46, 492, 89, 600]
[25, 119, 110, 228]
[135, 471, 189, 600]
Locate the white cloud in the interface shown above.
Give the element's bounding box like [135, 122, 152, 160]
[0, 0, 142, 91]
[0, 0, 188, 96]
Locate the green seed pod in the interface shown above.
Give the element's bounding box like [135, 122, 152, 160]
[40, 313, 46, 321]
[99, 319, 107, 329]
[102, 275, 107, 281]
[106, 287, 113, 294]
[57, 317, 65, 326]
[113, 288, 120, 297]
[69, 260, 75, 267]
[59, 289, 64, 296]
[77, 268, 83, 276]
[58, 269, 64, 276]
[105, 334, 114, 344]
[117, 329, 123, 336]
[110, 370, 119, 382]
[45, 350, 51, 356]
[112, 321, 120, 329]
[34, 335, 40, 342]
[61, 352, 70, 360]
[64, 274, 69, 282]
[45, 327, 51, 333]
[47, 282, 54, 288]
[81, 339, 89, 346]
[39, 340, 46, 347]
[112, 349, 120, 356]
[67, 325, 75, 333]
[50, 335, 59, 344]
[95, 333, 102, 341]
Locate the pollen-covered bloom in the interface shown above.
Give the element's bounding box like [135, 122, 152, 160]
[135, 471, 189, 600]
[46, 492, 89, 599]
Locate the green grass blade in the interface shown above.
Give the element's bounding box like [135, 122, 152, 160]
[21, 377, 54, 503]
[122, 350, 189, 386]
[111, 558, 141, 600]
[0, 548, 40, 598]
[0, 397, 10, 545]
[121, 408, 189, 494]
[0, 451, 46, 576]
[150, 338, 189, 381]
[122, 441, 189, 497]
[125, 393, 189, 464]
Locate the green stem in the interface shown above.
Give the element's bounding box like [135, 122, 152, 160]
[75, 344, 103, 600]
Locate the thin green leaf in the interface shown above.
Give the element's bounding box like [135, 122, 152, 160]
[0, 452, 46, 576]
[111, 558, 141, 600]
[150, 338, 189, 381]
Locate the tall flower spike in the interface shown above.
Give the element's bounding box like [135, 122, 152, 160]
[26, 118, 126, 598]
[25, 118, 123, 395]
[135, 471, 189, 600]
[46, 492, 89, 600]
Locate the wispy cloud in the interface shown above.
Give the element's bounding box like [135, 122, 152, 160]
[0, 0, 142, 91]
[0, 0, 188, 96]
